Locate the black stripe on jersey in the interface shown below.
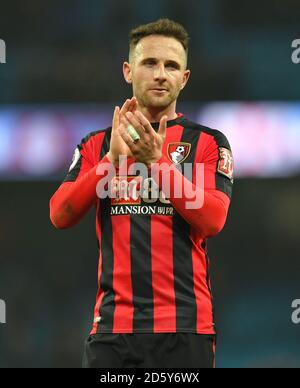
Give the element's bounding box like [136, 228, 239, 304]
[64, 154, 83, 183]
[203, 127, 233, 198]
[172, 214, 197, 330]
[210, 130, 233, 199]
[97, 196, 116, 332]
[204, 241, 217, 334]
[64, 129, 106, 183]
[216, 167, 232, 198]
[97, 129, 115, 333]
[182, 119, 233, 199]
[82, 129, 108, 150]
[177, 124, 200, 181]
[130, 215, 154, 331]
[172, 126, 200, 331]
[99, 127, 112, 161]
[203, 240, 212, 297]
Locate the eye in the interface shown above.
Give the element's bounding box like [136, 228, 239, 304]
[166, 63, 179, 70]
[144, 60, 156, 66]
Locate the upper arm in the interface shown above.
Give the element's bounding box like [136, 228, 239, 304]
[49, 130, 106, 228]
[63, 132, 98, 183]
[195, 129, 234, 201]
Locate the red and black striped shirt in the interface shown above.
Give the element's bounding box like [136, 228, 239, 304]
[50, 114, 234, 334]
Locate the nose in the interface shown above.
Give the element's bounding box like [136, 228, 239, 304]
[153, 64, 167, 81]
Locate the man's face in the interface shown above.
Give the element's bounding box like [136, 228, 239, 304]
[124, 35, 190, 110]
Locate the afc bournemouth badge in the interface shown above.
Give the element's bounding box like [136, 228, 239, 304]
[217, 147, 234, 182]
[167, 142, 191, 164]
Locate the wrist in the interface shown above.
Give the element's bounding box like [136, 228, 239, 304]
[145, 152, 164, 169]
[152, 151, 164, 165]
[106, 152, 119, 167]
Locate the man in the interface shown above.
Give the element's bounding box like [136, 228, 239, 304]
[50, 18, 234, 368]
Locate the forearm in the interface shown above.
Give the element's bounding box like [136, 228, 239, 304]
[50, 154, 113, 229]
[152, 155, 230, 238]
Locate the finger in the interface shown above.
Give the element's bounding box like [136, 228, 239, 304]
[120, 97, 137, 116]
[112, 106, 120, 131]
[123, 113, 146, 141]
[118, 122, 139, 152]
[121, 114, 141, 141]
[158, 115, 168, 139]
[134, 111, 155, 135]
[132, 97, 138, 111]
[120, 99, 131, 116]
[128, 97, 137, 112]
[125, 111, 144, 132]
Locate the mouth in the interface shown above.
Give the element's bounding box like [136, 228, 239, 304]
[149, 88, 168, 93]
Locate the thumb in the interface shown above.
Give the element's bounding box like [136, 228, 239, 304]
[158, 115, 168, 139]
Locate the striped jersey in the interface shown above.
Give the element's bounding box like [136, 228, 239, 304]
[60, 114, 233, 334]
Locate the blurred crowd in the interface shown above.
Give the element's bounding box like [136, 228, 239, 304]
[0, 0, 300, 368]
[0, 0, 300, 103]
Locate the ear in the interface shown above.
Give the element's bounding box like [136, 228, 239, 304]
[180, 69, 191, 90]
[123, 62, 132, 84]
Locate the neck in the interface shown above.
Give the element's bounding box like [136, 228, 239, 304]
[137, 102, 178, 123]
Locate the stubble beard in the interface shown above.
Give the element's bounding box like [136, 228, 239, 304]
[138, 88, 180, 111]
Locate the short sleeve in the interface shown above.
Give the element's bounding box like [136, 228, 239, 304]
[198, 130, 234, 199]
[64, 133, 96, 183]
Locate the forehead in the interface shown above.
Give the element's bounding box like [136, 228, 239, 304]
[134, 35, 186, 63]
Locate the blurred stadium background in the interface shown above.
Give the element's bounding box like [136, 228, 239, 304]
[0, 0, 300, 368]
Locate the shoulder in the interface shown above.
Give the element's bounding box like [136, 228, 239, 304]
[79, 127, 111, 149]
[76, 127, 111, 164]
[182, 118, 231, 150]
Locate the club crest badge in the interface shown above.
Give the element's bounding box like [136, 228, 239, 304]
[167, 143, 191, 164]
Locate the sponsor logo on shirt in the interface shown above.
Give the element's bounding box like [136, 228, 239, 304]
[111, 176, 142, 206]
[110, 176, 174, 216]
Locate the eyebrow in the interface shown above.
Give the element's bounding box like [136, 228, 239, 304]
[141, 58, 181, 69]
